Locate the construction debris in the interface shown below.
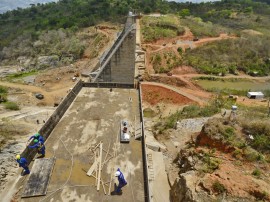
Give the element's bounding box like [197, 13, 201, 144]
[85, 142, 114, 195]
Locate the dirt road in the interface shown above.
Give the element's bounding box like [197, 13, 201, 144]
[0, 81, 72, 105]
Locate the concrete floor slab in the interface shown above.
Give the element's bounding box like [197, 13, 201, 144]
[148, 150, 170, 202]
[22, 158, 55, 198]
[19, 87, 144, 202]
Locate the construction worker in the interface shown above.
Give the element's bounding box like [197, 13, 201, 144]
[112, 168, 127, 195]
[16, 155, 30, 175]
[28, 133, 44, 145]
[28, 139, 45, 158]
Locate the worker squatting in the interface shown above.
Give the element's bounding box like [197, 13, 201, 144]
[16, 133, 46, 176]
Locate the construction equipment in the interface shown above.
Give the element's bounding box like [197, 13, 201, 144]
[120, 120, 130, 143]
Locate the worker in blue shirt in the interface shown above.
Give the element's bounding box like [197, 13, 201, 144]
[16, 155, 30, 175]
[113, 168, 127, 194]
[28, 133, 44, 144]
[28, 139, 46, 158]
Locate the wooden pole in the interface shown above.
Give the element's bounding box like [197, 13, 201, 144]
[97, 143, 103, 191]
[101, 177, 107, 195]
[95, 151, 98, 186]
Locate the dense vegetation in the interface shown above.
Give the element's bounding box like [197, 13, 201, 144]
[140, 0, 270, 76]
[0, 0, 170, 51]
[1, 0, 270, 50]
[141, 15, 184, 42]
[0, 0, 270, 75]
[184, 35, 270, 76]
[0, 27, 107, 67]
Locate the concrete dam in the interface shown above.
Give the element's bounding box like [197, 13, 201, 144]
[17, 15, 151, 202]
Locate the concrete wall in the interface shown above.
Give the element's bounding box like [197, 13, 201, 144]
[138, 83, 150, 202]
[96, 16, 136, 84]
[83, 82, 135, 89]
[125, 16, 136, 31]
[20, 80, 83, 163]
[99, 29, 136, 84]
[110, 29, 136, 83]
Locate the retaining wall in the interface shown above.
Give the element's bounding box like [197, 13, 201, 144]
[20, 80, 83, 163]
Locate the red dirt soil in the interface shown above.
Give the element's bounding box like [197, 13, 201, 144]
[141, 84, 194, 105]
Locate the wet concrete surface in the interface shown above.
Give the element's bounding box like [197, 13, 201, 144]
[18, 88, 144, 202]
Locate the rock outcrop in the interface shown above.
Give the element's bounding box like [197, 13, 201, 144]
[170, 171, 198, 202]
[37, 55, 59, 69]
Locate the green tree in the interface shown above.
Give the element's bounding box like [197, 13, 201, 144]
[179, 9, 190, 18]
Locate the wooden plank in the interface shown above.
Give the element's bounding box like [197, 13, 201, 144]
[95, 151, 98, 186]
[101, 177, 107, 195]
[86, 161, 98, 176]
[92, 142, 101, 151]
[97, 143, 103, 191]
[21, 158, 56, 198]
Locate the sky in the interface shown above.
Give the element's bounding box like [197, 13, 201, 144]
[0, 0, 58, 14]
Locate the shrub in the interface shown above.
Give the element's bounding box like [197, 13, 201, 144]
[241, 120, 270, 153]
[0, 86, 8, 102]
[243, 147, 260, 162]
[202, 155, 221, 173]
[0, 86, 7, 94]
[212, 181, 226, 194]
[177, 47, 183, 54]
[4, 102, 20, 110]
[184, 35, 270, 76]
[232, 149, 242, 158]
[252, 168, 261, 177]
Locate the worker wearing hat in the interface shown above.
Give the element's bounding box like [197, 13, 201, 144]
[28, 133, 44, 145]
[28, 139, 46, 158]
[16, 155, 30, 175]
[113, 168, 127, 195]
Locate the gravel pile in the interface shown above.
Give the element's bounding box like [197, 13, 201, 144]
[176, 117, 210, 133]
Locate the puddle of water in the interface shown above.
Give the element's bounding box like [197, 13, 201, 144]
[196, 80, 270, 91]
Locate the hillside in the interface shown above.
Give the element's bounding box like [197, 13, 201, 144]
[138, 2, 270, 200]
